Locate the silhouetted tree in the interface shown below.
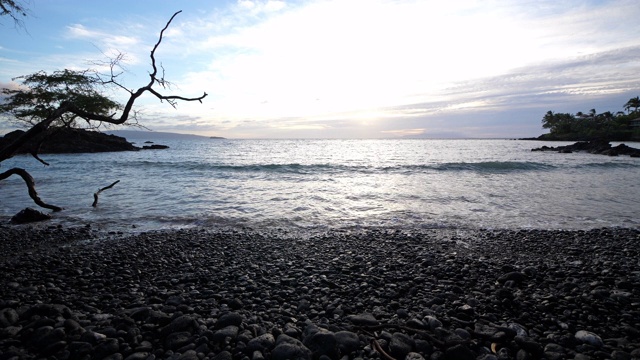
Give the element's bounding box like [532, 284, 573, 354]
[0, 11, 207, 211]
[624, 96, 640, 114]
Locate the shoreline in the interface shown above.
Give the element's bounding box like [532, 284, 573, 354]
[1, 226, 639, 359]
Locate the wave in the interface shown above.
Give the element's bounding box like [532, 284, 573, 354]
[574, 162, 640, 169]
[116, 160, 557, 175]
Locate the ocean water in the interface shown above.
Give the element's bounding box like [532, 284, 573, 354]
[1, 138, 639, 232]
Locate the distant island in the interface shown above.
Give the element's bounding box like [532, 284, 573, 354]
[106, 130, 225, 141]
[529, 96, 640, 141]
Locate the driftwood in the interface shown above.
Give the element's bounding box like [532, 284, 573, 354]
[92, 180, 120, 207]
[0, 168, 62, 211]
[371, 339, 397, 360]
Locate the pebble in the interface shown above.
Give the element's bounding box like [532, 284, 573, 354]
[574, 330, 604, 348]
[0, 226, 638, 360]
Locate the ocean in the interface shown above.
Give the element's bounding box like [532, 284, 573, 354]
[1, 138, 639, 232]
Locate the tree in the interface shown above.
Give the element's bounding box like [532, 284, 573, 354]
[0, 0, 27, 27]
[541, 111, 576, 134]
[1, 69, 121, 128]
[0, 10, 207, 212]
[624, 96, 640, 114]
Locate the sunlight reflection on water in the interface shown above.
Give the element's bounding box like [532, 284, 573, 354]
[1, 139, 639, 232]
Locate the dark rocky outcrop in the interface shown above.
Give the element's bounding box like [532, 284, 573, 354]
[10, 207, 52, 224]
[532, 140, 640, 157]
[142, 144, 170, 150]
[0, 128, 169, 154]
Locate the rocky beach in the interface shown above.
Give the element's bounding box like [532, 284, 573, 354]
[0, 226, 639, 360]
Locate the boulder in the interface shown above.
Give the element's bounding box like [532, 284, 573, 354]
[11, 208, 51, 224]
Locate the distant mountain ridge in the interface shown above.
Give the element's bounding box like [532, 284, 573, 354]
[105, 130, 224, 141]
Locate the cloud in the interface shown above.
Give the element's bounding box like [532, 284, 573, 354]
[3, 0, 640, 138]
[66, 24, 139, 48]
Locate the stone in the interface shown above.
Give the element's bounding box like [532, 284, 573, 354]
[93, 338, 120, 359]
[389, 332, 415, 359]
[575, 330, 604, 348]
[514, 336, 543, 357]
[444, 344, 475, 360]
[0, 308, 19, 327]
[216, 312, 243, 329]
[124, 352, 151, 360]
[11, 207, 52, 224]
[335, 331, 360, 355]
[302, 324, 338, 359]
[272, 334, 312, 360]
[212, 325, 239, 343]
[178, 350, 199, 360]
[165, 315, 198, 335]
[406, 352, 425, 360]
[212, 351, 233, 360]
[498, 272, 527, 284]
[165, 332, 193, 351]
[247, 333, 276, 353]
[346, 313, 379, 326]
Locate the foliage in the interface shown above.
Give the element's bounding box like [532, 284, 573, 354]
[540, 96, 640, 141]
[0, 69, 122, 128]
[624, 96, 640, 114]
[0, 0, 27, 27]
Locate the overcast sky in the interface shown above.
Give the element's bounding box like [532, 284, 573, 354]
[1, 0, 640, 138]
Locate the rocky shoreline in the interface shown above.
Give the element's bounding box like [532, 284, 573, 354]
[531, 140, 640, 157]
[1, 226, 639, 360]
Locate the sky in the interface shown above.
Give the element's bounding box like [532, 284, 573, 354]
[1, 0, 640, 139]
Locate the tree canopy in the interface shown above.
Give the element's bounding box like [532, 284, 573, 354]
[540, 96, 640, 141]
[1, 69, 122, 128]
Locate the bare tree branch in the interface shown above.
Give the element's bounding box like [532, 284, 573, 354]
[92, 180, 120, 207]
[0, 168, 63, 211]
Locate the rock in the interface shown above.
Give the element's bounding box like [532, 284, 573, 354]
[302, 324, 338, 359]
[406, 352, 425, 360]
[11, 208, 51, 224]
[142, 144, 170, 150]
[124, 352, 150, 360]
[212, 351, 233, 360]
[335, 331, 360, 355]
[212, 325, 239, 343]
[93, 338, 120, 359]
[247, 333, 276, 353]
[272, 334, 312, 360]
[0, 128, 139, 154]
[69, 341, 93, 358]
[444, 344, 475, 360]
[498, 272, 527, 284]
[531, 140, 640, 157]
[165, 332, 193, 351]
[21, 303, 74, 320]
[346, 313, 379, 326]
[575, 330, 604, 348]
[389, 332, 415, 359]
[0, 308, 19, 327]
[514, 336, 543, 357]
[178, 349, 199, 360]
[216, 312, 243, 329]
